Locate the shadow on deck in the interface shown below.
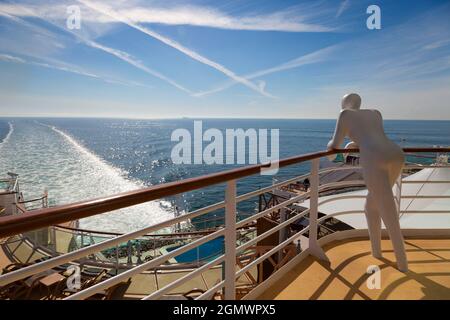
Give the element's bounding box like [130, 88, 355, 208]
[256, 237, 450, 300]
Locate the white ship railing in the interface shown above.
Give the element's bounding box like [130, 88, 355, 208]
[0, 148, 449, 300]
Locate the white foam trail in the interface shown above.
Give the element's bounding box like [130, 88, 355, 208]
[0, 120, 174, 233]
[0, 121, 14, 147]
[42, 123, 175, 232]
[46, 123, 132, 182]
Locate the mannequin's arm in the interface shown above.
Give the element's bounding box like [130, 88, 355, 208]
[327, 111, 348, 149]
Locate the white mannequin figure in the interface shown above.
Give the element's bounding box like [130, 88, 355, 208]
[327, 93, 408, 272]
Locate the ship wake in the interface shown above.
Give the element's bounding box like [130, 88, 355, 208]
[0, 120, 174, 233]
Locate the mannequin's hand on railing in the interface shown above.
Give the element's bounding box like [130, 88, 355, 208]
[326, 140, 336, 151]
[344, 141, 358, 150]
[326, 140, 339, 160]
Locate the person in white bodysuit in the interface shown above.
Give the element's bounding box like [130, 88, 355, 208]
[327, 93, 408, 272]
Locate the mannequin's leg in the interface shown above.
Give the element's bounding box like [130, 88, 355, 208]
[388, 159, 403, 187]
[365, 169, 408, 272]
[364, 193, 382, 258]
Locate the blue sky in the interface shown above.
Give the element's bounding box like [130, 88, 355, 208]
[0, 0, 449, 119]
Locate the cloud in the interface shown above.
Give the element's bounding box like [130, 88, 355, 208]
[116, 5, 334, 33]
[77, 0, 275, 98]
[1, 0, 339, 98]
[0, 4, 192, 94]
[0, 9, 67, 57]
[194, 45, 337, 97]
[0, 53, 25, 63]
[335, 0, 350, 18]
[83, 39, 191, 93]
[0, 1, 335, 33]
[423, 39, 450, 51]
[298, 3, 450, 88]
[0, 53, 152, 88]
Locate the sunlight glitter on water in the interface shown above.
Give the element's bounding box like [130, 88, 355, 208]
[0, 120, 174, 233]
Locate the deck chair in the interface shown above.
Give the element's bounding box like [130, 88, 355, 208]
[49, 274, 128, 300]
[159, 288, 219, 300]
[182, 288, 206, 300]
[0, 270, 54, 300]
[86, 278, 132, 300]
[105, 279, 132, 300]
[81, 268, 109, 288]
[1, 262, 31, 274]
[56, 268, 110, 298]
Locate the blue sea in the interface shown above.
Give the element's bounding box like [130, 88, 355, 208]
[0, 118, 448, 232]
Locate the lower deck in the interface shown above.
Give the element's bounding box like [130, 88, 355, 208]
[0, 235, 257, 299]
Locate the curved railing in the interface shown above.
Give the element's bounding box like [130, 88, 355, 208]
[17, 192, 48, 211]
[48, 224, 255, 268]
[0, 147, 446, 238]
[0, 147, 448, 300]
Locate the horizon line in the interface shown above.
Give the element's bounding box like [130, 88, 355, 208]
[1, 115, 450, 121]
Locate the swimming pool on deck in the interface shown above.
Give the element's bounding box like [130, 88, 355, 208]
[165, 236, 224, 264]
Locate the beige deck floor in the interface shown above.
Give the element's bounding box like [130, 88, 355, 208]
[256, 237, 450, 300]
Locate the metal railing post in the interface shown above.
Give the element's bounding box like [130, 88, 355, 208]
[395, 170, 403, 217]
[197, 247, 200, 267]
[224, 180, 236, 300]
[50, 226, 56, 251]
[308, 159, 329, 261]
[80, 232, 84, 249]
[115, 245, 120, 275]
[278, 207, 287, 262]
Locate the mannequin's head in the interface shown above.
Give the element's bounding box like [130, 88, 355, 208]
[341, 93, 361, 110]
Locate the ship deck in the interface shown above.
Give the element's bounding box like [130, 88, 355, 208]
[0, 235, 257, 299]
[1, 148, 448, 300]
[255, 237, 450, 300]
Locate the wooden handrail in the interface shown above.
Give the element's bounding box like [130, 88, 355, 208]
[0, 147, 448, 238]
